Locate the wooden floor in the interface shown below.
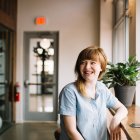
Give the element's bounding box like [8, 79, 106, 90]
[0, 122, 58, 140]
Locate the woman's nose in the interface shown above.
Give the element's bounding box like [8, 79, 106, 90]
[85, 62, 91, 69]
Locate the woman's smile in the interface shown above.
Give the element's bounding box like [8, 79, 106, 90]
[84, 70, 93, 75]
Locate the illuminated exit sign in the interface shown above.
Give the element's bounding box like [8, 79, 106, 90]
[35, 17, 46, 25]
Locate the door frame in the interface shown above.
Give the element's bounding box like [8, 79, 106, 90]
[23, 31, 59, 121]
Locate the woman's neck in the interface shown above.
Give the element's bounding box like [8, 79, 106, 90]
[85, 82, 96, 99]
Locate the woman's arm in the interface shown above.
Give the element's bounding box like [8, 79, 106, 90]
[109, 100, 128, 140]
[63, 115, 84, 140]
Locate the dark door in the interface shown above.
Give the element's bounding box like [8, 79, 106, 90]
[0, 25, 14, 133]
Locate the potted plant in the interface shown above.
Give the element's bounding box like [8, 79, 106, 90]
[102, 56, 140, 107]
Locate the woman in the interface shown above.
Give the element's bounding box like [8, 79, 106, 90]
[59, 46, 128, 140]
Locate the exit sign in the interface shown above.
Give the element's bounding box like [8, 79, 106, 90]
[35, 17, 46, 25]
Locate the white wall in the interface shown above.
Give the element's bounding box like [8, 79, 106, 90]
[16, 0, 101, 122]
[100, 0, 113, 62]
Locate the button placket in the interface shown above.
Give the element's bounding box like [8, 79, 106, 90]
[89, 99, 99, 128]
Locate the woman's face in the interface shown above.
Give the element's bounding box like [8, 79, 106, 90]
[80, 59, 102, 82]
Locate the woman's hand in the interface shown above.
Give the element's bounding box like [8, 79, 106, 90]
[109, 117, 121, 140]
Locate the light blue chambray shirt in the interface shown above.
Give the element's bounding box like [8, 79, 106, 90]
[59, 81, 118, 140]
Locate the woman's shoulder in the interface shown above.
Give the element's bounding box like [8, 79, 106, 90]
[62, 82, 76, 90]
[64, 82, 75, 88]
[96, 81, 110, 95]
[60, 82, 77, 94]
[96, 81, 112, 97]
[59, 82, 78, 98]
[96, 81, 107, 89]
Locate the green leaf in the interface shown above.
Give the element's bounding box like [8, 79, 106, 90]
[102, 56, 140, 88]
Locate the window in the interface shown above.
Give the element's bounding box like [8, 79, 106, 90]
[112, 0, 129, 63]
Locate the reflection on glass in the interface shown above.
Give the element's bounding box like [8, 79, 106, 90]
[113, 18, 126, 63]
[29, 94, 53, 112]
[0, 26, 12, 133]
[40, 38, 51, 49]
[116, 0, 124, 21]
[113, 0, 128, 63]
[48, 48, 54, 56]
[0, 40, 5, 96]
[28, 38, 54, 112]
[44, 60, 54, 75]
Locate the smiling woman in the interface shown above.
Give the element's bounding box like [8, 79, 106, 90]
[58, 46, 128, 140]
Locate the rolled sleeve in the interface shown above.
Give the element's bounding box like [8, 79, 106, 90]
[105, 87, 118, 108]
[59, 87, 76, 116]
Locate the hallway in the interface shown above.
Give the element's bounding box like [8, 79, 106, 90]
[0, 122, 58, 140]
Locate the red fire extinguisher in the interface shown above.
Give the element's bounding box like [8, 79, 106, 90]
[15, 82, 20, 102]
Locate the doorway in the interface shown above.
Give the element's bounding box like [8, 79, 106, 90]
[0, 25, 14, 133]
[23, 31, 59, 121]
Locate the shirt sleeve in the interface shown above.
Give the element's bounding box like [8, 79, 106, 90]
[104, 86, 118, 108]
[59, 87, 76, 116]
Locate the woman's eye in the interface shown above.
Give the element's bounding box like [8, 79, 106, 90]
[81, 61, 86, 65]
[91, 61, 96, 65]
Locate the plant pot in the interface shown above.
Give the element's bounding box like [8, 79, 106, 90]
[114, 85, 136, 107]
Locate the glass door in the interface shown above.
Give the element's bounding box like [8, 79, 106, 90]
[24, 31, 58, 121]
[0, 25, 13, 134]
